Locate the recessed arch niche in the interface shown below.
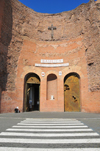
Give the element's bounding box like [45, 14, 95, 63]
[64, 72, 81, 112]
[47, 74, 57, 100]
[24, 73, 40, 112]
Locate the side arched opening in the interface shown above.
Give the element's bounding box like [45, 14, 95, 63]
[64, 72, 81, 112]
[24, 73, 40, 112]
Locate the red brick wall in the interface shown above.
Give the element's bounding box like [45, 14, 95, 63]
[1, 35, 100, 113]
[0, 0, 100, 113]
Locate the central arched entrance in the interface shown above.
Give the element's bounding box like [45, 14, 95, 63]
[24, 73, 40, 112]
[64, 72, 80, 112]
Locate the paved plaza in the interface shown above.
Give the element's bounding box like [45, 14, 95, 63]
[0, 112, 100, 150]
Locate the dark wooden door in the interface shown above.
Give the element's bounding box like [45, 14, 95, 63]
[64, 74, 80, 112]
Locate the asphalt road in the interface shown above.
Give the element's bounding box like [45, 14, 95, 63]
[0, 112, 100, 134]
[0, 112, 100, 150]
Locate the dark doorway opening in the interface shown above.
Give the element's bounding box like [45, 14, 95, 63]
[24, 73, 40, 112]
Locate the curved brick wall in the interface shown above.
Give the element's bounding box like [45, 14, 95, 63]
[0, 0, 100, 113]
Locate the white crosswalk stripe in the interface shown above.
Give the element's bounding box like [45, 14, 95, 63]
[0, 148, 100, 151]
[0, 132, 99, 137]
[7, 128, 93, 132]
[12, 125, 88, 128]
[17, 123, 84, 125]
[0, 138, 100, 143]
[0, 118, 99, 150]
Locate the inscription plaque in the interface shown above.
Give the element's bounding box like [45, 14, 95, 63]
[35, 63, 69, 68]
[41, 59, 63, 64]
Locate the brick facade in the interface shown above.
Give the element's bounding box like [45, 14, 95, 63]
[0, 0, 100, 113]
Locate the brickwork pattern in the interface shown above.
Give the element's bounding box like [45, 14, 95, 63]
[0, 0, 100, 113]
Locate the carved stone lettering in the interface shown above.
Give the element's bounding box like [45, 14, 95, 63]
[41, 59, 63, 64]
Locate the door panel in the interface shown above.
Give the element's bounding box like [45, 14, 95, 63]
[64, 74, 80, 112]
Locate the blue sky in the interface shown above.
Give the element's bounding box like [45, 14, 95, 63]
[18, 0, 96, 14]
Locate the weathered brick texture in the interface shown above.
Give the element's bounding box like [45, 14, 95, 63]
[0, 0, 100, 113]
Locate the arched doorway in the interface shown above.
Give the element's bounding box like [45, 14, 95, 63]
[24, 73, 40, 112]
[64, 73, 80, 112]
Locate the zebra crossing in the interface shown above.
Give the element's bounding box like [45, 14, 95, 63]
[0, 118, 100, 150]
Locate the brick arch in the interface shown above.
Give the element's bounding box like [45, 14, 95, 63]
[64, 72, 80, 81]
[24, 72, 41, 83]
[46, 70, 58, 79]
[62, 65, 84, 79]
[21, 66, 42, 80]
